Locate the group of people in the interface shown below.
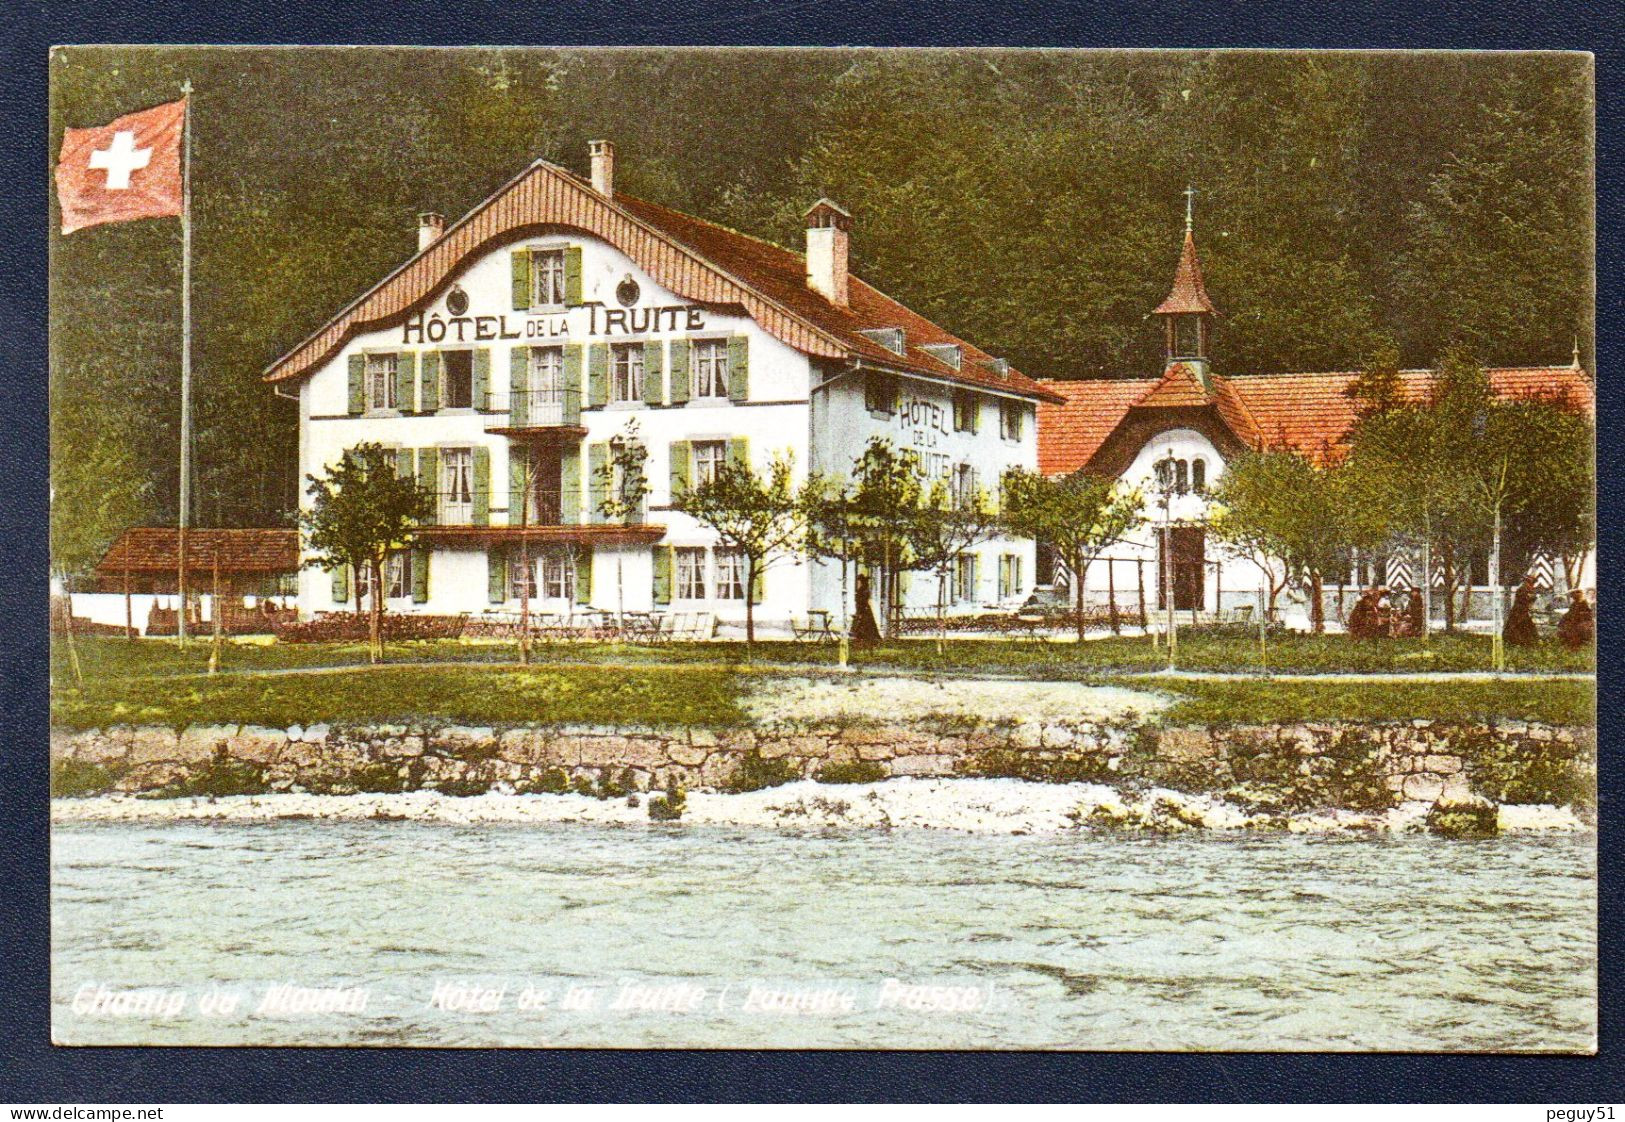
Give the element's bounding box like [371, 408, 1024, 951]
[1346, 586, 1426, 639]
[1345, 578, 1595, 650]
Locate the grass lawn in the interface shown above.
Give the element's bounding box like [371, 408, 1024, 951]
[50, 636, 1594, 732]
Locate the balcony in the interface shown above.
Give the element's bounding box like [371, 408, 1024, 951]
[487, 387, 586, 440]
[412, 486, 663, 548]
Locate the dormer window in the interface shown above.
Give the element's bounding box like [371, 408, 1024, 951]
[987, 357, 1010, 380]
[859, 327, 907, 356]
[922, 342, 963, 370]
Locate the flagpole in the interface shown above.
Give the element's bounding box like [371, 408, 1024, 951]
[177, 80, 193, 645]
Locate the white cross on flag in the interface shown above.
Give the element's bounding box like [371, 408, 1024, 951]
[55, 98, 184, 235]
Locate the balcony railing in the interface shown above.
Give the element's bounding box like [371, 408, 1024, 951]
[417, 488, 643, 528]
[507, 386, 582, 428]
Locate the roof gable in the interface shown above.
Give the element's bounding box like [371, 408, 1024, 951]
[1152, 231, 1218, 316]
[264, 159, 1056, 402]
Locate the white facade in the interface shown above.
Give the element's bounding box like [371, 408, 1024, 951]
[291, 225, 1038, 631]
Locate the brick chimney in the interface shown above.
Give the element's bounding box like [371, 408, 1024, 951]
[804, 198, 852, 307]
[589, 140, 615, 197]
[417, 212, 445, 251]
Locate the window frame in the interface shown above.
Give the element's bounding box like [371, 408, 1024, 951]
[713, 548, 746, 601]
[531, 248, 568, 309]
[675, 546, 708, 601]
[440, 348, 474, 411]
[956, 552, 977, 603]
[441, 447, 474, 525]
[610, 342, 646, 403]
[364, 352, 398, 412]
[953, 390, 979, 434]
[864, 372, 898, 416]
[691, 338, 731, 400]
[999, 400, 1024, 442]
[541, 552, 575, 601]
[356, 551, 409, 602]
[507, 552, 538, 601]
[692, 440, 727, 487]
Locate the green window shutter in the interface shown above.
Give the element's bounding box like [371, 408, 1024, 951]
[473, 348, 491, 411]
[396, 352, 416, 413]
[331, 564, 349, 604]
[347, 355, 365, 415]
[563, 246, 583, 305]
[472, 446, 491, 526]
[394, 447, 413, 478]
[587, 343, 609, 407]
[508, 345, 530, 426]
[653, 544, 672, 606]
[728, 436, 750, 469]
[563, 344, 584, 423]
[411, 548, 429, 604]
[511, 249, 531, 311]
[488, 546, 508, 604]
[727, 335, 749, 402]
[972, 554, 981, 599]
[509, 444, 528, 525]
[668, 338, 690, 405]
[669, 440, 691, 501]
[420, 351, 441, 413]
[559, 445, 581, 525]
[643, 340, 665, 406]
[574, 548, 593, 605]
[587, 443, 608, 524]
[416, 448, 440, 525]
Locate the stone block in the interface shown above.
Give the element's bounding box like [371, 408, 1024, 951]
[889, 753, 955, 777]
[231, 726, 289, 764]
[1401, 773, 1445, 803]
[668, 742, 710, 767]
[124, 727, 181, 765]
[855, 741, 895, 761]
[1423, 754, 1462, 775]
[1157, 727, 1214, 764]
[1010, 722, 1044, 750]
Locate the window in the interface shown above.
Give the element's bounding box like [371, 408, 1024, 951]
[356, 551, 408, 602]
[675, 547, 707, 600]
[953, 390, 979, 433]
[956, 553, 977, 603]
[998, 554, 1023, 600]
[692, 339, 730, 399]
[1175, 459, 1190, 494]
[611, 343, 645, 402]
[865, 372, 898, 415]
[693, 441, 727, 487]
[714, 549, 746, 601]
[541, 553, 575, 600]
[508, 552, 537, 600]
[1191, 457, 1207, 494]
[532, 249, 567, 308]
[442, 448, 474, 524]
[999, 401, 1024, 441]
[441, 350, 473, 409]
[952, 463, 978, 510]
[364, 353, 397, 411]
[527, 346, 565, 422]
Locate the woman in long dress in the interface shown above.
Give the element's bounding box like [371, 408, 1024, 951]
[851, 572, 882, 648]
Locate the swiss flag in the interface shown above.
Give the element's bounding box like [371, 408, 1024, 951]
[55, 98, 184, 235]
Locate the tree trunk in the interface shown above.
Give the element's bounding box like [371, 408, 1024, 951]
[60, 577, 83, 687]
[369, 557, 384, 664]
[1073, 550, 1087, 643]
[744, 555, 757, 650]
[1442, 547, 1457, 633]
[1310, 570, 1325, 634]
[1107, 558, 1120, 635]
[124, 561, 135, 641]
[1136, 558, 1148, 630]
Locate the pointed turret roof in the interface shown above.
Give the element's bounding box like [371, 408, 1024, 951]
[1152, 230, 1219, 317]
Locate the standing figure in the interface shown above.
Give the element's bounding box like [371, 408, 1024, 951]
[1556, 588, 1594, 651]
[1346, 588, 1380, 639]
[850, 572, 882, 649]
[1401, 588, 1425, 638]
[1373, 586, 1393, 637]
[1503, 575, 1541, 648]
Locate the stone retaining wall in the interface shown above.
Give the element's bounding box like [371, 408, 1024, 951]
[49, 718, 1595, 810]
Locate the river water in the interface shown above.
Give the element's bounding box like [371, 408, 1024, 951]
[51, 820, 1595, 1050]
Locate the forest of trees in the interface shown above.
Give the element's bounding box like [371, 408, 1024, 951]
[49, 47, 1592, 563]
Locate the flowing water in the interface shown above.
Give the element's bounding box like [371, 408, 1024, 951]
[51, 820, 1595, 1050]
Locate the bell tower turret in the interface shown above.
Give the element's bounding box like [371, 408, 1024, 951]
[1152, 187, 1219, 387]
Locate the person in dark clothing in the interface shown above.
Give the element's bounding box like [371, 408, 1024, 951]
[1556, 588, 1594, 651]
[1400, 588, 1425, 638]
[1346, 588, 1380, 639]
[1503, 575, 1541, 648]
[850, 572, 882, 648]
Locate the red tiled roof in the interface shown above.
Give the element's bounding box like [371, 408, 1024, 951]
[94, 528, 300, 578]
[1152, 231, 1218, 316]
[1038, 365, 1593, 475]
[264, 157, 1058, 403]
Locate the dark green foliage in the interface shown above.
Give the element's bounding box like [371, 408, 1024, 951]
[158, 746, 270, 798]
[51, 758, 121, 798]
[958, 749, 1116, 785]
[518, 767, 572, 795]
[1426, 800, 1499, 837]
[648, 778, 687, 820]
[437, 776, 491, 797]
[351, 760, 408, 794]
[722, 749, 802, 793]
[1457, 728, 1593, 807]
[815, 760, 888, 784]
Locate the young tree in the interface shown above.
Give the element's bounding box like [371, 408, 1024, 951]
[1000, 468, 1144, 641]
[594, 420, 650, 625]
[1207, 450, 1348, 631]
[842, 439, 926, 639]
[673, 451, 818, 648]
[300, 442, 433, 663]
[908, 477, 1003, 644]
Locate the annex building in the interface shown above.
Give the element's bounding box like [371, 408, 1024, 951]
[264, 142, 1053, 632]
[1036, 221, 1595, 627]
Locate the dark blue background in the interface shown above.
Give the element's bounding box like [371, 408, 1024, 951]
[1, 2, 1618, 1103]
